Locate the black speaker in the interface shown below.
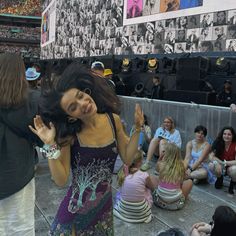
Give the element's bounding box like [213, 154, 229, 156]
[162, 74, 176, 90]
[176, 57, 209, 91]
[163, 90, 216, 105]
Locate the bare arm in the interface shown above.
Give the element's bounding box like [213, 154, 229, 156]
[145, 176, 155, 191]
[209, 151, 223, 164]
[184, 141, 192, 169]
[114, 104, 144, 166]
[225, 146, 236, 166]
[29, 115, 71, 187]
[48, 145, 71, 187]
[191, 142, 211, 170]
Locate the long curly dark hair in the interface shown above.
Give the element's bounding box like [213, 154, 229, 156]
[39, 63, 121, 146]
[212, 126, 236, 158]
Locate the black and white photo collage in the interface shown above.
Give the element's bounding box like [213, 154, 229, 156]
[115, 9, 236, 55]
[41, 0, 124, 59]
[41, 0, 236, 59]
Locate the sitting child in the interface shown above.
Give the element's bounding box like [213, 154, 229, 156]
[153, 143, 193, 210]
[113, 150, 158, 223]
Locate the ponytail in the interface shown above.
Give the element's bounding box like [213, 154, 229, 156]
[117, 164, 129, 187]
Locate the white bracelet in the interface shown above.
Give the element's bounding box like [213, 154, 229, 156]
[40, 143, 61, 160]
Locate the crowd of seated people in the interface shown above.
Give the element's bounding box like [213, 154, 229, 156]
[125, 114, 236, 194]
[112, 112, 236, 236]
[0, 0, 41, 16]
[0, 44, 40, 57]
[0, 25, 40, 41]
[0, 0, 23, 9]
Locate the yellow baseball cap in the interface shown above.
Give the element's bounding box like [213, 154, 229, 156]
[104, 69, 113, 76]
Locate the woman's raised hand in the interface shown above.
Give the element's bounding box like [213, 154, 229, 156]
[29, 115, 56, 145]
[134, 104, 144, 129]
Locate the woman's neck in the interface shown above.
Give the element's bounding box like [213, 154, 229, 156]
[195, 138, 205, 144]
[81, 113, 101, 129]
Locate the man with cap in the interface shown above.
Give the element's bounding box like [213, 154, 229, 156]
[217, 80, 234, 107]
[91, 61, 105, 77]
[91, 62, 116, 92]
[25, 67, 41, 169]
[104, 69, 116, 91]
[25, 67, 41, 90]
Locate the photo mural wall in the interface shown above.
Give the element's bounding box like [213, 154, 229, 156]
[41, 0, 236, 60]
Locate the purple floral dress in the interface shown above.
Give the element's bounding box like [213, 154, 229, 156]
[50, 113, 118, 236]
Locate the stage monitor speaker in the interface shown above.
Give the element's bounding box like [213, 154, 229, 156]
[176, 57, 209, 91]
[163, 90, 216, 105]
[162, 74, 176, 90]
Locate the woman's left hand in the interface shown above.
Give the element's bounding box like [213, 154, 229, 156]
[134, 104, 144, 129]
[186, 168, 191, 178]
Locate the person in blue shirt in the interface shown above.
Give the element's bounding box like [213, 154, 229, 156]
[180, 0, 202, 9]
[141, 116, 182, 171]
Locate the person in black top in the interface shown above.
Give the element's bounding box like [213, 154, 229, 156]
[217, 80, 234, 107]
[150, 75, 164, 99]
[0, 53, 41, 235]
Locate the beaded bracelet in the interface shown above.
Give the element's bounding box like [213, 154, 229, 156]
[40, 143, 61, 160]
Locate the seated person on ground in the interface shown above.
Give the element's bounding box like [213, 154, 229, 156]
[130, 114, 152, 153]
[208, 126, 236, 194]
[113, 150, 158, 223]
[153, 143, 193, 210]
[184, 125, 214, 184]
[141, 116, 182, 171]
[190, 205, 236, 236]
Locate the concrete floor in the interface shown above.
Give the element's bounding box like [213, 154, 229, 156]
[35, 156, 236, 236]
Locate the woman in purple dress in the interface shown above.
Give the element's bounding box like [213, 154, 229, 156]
[30, 63, 144, 236]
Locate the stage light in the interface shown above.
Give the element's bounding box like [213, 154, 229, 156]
[121, 58, 131, 72]
[147, 58, 158, 72]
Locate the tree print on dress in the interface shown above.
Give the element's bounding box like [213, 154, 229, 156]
[68, 155, 113, 214]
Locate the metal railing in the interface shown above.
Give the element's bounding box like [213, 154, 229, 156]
[120, 96, 236, 149]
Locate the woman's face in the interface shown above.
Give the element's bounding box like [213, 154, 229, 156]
[163, 118, 172, 130]
[60, 88, 97, 120]
[180, 17, 187, 26]
[148, 33, 154, 41]
[223, 129, 233, 143]
[195, 131, 205, 141]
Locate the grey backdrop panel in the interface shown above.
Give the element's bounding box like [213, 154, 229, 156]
[119, 96, 236, 149]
